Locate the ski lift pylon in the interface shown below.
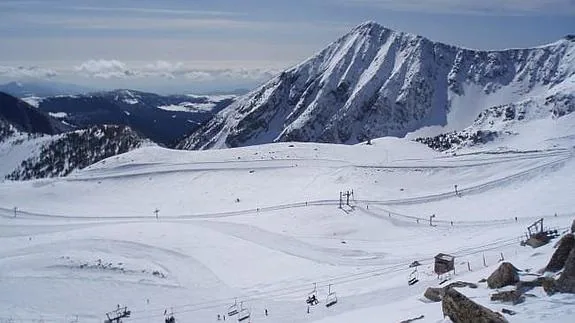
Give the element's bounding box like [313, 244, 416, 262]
[227, 298, 239, 316]
[325, 284, 337, 307]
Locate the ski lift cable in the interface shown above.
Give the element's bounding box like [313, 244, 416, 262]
[126, 256, 447, 321]
[125, 262, 417, 321]
[8, 227, 549, 323]
[127, 233, 526, 320]
[123, 227, 556, 321]
[127, 258, 419, 317]
[23, 224, 566, 322]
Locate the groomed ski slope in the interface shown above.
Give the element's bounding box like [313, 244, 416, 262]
[0, 137, 574, 322]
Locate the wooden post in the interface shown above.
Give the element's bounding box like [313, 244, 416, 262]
[13, 206, 17, 218]
[483, 253, 487, 267]
[339, 192, 342, 208]
[467, 261, 471, 272]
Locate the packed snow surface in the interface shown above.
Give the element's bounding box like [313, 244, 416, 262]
[1, 137, 574, 322]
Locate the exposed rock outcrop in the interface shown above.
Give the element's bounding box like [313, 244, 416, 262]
[442, 288, 508, 323]
[424, 287, 444, 302]
[179, 21, 575, 150]
[545, 234, 575, 272]
[487, 262, 519, 289]
[490, 290, 525, 304]
[556, 247, 575, 293]
[424, 281, 478, 302]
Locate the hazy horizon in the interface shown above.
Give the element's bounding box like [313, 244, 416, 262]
[1, 0, 574, 93]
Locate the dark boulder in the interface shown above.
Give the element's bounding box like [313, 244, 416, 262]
[442, 288, 508, 323]
[424, 287, 444, 302]
[423, 281, 478, 302]
[490, 290, 525, 304]
[545, 234, 575, 272]
[556, 247, 575, 293]
[487, 262, 519, 289]
[516, 277, 550, 293]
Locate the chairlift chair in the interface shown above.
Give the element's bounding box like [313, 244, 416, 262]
[164, 308, 176, 323]
[228, 299, 239, 316]
[325, 284, 337, 307]
[237, 302, 250, 322]
[408, 268, 419, 286]
[306, 283, 319, 306]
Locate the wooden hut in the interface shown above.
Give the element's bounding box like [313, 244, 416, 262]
[434, 253, 455, 276]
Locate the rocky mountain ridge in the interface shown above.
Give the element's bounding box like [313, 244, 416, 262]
[178, 21, 574, 150]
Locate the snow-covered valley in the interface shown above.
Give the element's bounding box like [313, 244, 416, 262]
[1, 136, 574, 322]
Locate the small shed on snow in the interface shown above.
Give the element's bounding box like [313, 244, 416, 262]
[434, 253, 455, 275]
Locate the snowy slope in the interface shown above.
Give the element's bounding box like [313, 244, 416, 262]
[0, 137, 574, 322]
[178, 22, 575, 150]
[0, 124, 153, 180]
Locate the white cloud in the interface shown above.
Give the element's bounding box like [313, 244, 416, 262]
[71, 59, 277, 82]
[74, 60, 135, 78]
[184, 71, 215, 81]
[339, 0, 575, 15]
[0, 65, 57, 78]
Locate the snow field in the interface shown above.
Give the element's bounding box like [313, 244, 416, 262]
[0, 139, 574, 322]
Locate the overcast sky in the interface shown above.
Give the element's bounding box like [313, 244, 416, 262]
[1, 0, 574, 93]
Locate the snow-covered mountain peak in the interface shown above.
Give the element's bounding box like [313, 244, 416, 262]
[178, 22, 575, 151]
[350, 20, 390, 34]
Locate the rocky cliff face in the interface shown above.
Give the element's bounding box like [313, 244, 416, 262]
[178, 21, 575, 150]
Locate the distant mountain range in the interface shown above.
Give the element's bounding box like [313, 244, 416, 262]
[2, 21, 574, 180]
[0, 92, 151, 180]
[0, 81, 93, 98]
[0, 92, 70, 135]
[19, 89, 235, 146]
[178, 21, 575, 151]
[0, 86, 237, 180]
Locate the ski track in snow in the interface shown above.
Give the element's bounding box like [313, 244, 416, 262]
[0, 142, 574, 322]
